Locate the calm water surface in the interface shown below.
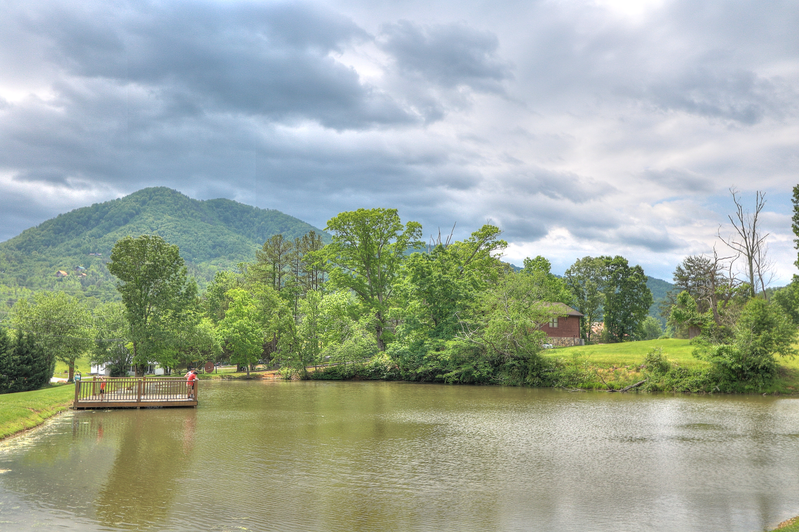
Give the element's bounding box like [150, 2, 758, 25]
[2, 381, 799, 531]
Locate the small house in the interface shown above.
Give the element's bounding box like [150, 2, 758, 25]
[539, 302, 584, 347]
[56, 270, 69, 278]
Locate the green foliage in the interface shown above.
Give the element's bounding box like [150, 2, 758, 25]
[773, 281, 799, 326]
[205, 270, 240, 324]
[643, 347, 671, 374]
[693, 298, 797, 390]
[0, 331, 52, 393]
[91, 301, 132, 377]
[521, 256, 573, 304]
[324, 208, 423, 350]
[107, 235, 198, 374]
[640, 316, 663, 340]
[9, 291, 92, 382]
[794, 184, 799, 271]
[177, 317, 221, 370]
[0, 187, 328, 302]
[602, 256, 653, 342]
[217, 288, 263, 376]
[668, 291, 711, 338]
[396, 225, 507, 345]
[564, 256, 605, 341]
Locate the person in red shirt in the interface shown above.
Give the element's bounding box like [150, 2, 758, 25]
[186, 370, 198, 399]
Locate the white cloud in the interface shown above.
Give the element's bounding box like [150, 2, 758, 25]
[0, 0, 797, 286]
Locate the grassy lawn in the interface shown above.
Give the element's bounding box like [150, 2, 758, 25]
[0, 384, 75, 440]
[539, 338, 799, 394]
[544, 339, 705, 368]
[53, 356, 93, 379]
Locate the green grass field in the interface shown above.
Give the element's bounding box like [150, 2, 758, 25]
[0, 384, 75, 440]
[542, 338, 799, 394]
[546, 339, 704, 368]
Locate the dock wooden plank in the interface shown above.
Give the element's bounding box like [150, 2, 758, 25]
[73, 377, 198, 409]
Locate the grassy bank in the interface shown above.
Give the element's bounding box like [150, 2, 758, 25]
[773, 517, 799, 531]
[545, 339, 799, 394]
[0, 384, 75, 440]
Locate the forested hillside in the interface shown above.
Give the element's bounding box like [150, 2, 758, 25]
[647, 276, 674, 324]
[0, 187, 328, 303]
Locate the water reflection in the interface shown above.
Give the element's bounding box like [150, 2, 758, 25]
[94, 411, 196, 528]
[1, 382, 799, 532]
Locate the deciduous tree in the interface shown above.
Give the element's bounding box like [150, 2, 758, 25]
[10, 291, 92, 382]
[216, 288, 263, 376]
[602, 256, 653, 342]
[324, 208, 422, 350]
[92, 301, 132, 377]
[107, 235, 197, 375]
[564, 257, 605, 341]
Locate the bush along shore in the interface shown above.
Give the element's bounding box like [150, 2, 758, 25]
[309, 339, 799, 395]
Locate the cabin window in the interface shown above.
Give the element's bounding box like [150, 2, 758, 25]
[549, 317, 558, 328]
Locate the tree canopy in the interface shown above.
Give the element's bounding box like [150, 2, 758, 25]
[107, 235, 197, 374]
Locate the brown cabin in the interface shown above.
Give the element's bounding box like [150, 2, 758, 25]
[539, 302, 584, 347]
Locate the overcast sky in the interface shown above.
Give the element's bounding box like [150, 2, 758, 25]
[1, 0, 797, 283]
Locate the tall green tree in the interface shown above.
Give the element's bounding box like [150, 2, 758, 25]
[672, 253, 740, 327]
[276, 290, 326, 379]
[564, 256, 605, 341]
[107, 235, 197, 375]
[602, 256, 653, 342]
[296, 231, 326, 293]
[0, 328, 13, 392]
[398, 225, 507, 344]
[205, 270, 239, 324]
[216, 288, 263, 376]
[0, 332, 51, 393]
[521, 256, 573, 304]
[92, 301, 133, 377]
[324, 208, 423, 350]
[255, 234, 294, 291]
[10, 291, 92, 382]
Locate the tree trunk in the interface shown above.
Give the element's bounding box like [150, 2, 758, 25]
[375, 311, 386, 351]
[68, 363, 75, 383]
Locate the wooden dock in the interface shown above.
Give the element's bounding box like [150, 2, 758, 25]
[73, 377, 198, 409]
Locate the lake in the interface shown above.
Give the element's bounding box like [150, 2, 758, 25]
[2, 380, 799, 531]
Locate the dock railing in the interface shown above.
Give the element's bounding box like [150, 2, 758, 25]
[73, 376, 198, 409]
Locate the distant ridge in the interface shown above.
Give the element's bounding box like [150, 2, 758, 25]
[0, 187, 328, 298]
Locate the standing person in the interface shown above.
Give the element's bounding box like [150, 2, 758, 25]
[99, 376, 106, 399]
[186, 370, 198, 399]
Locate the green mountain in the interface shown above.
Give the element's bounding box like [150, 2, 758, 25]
[647, 275, 674, 325]
[0, 187, 328, 303]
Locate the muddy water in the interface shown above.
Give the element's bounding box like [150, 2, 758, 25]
[2, 381, 799, 531]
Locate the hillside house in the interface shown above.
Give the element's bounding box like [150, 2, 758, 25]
[539, 302, 584, 347]
[56, 270, 69, 278]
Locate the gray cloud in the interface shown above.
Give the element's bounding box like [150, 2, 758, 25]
[378, 20, 512, 93]
[643, 168, 715, 193]
[638, 68, 793, 125]
[16, 0, 413, 130]
[0, 0, 797, 284]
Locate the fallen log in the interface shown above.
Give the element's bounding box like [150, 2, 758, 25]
[617, 379, 647, 393]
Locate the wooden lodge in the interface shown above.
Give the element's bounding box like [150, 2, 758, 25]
[73, 377, 198, 409]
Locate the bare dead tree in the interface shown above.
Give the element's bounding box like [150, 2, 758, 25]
[428, 223, 456, 252]
[718, 188, 770, 299]
[753, 240, 775, 300]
